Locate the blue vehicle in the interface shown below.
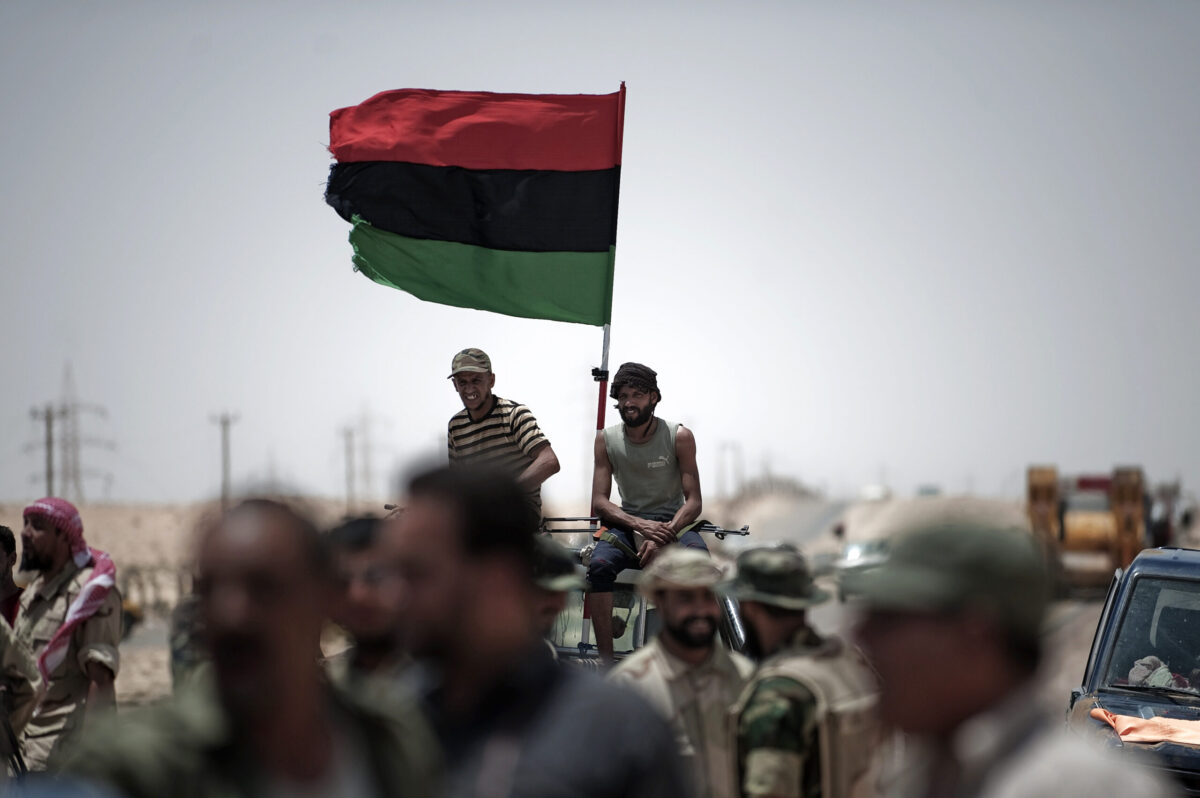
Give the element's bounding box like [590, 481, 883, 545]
[1068, 547, 1200, 794]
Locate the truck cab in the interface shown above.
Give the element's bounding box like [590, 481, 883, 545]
[1067, 547, 1200, 794]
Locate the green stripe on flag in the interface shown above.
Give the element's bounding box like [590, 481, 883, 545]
[349, 217, 614, 326]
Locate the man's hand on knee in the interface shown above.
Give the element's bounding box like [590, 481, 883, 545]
[634, 520, 675, 547]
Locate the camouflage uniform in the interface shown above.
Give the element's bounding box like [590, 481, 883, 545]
[732, 628, 878, 798]
[609, 546, 753, 798]
[726, 546, 880, 798]
[15, 557, 122, 771]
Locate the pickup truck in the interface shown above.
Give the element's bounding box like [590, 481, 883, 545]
[1067, 547, 1200, 795]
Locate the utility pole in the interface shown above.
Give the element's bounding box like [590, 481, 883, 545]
[342, 427, 356, 514]
[210, 412, 239, 511]
[25, 364, 114, 501]
[29, 404, 63, 495]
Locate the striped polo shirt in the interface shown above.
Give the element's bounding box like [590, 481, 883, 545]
[447, 396, 550, 513]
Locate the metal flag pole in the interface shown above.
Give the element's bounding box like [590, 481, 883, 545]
[581, 323, 611, 646]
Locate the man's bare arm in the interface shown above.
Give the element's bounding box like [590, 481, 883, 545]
[667, 425, 703, 534]
[518, 441, 560, 491]
[84, 661, 115, 716]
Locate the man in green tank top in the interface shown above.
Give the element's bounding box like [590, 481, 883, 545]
[586, 362, 707, 662]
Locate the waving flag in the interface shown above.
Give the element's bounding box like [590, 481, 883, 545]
[325, 85, 625, 326]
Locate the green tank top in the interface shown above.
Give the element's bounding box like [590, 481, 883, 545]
[603, 418, 685, 519]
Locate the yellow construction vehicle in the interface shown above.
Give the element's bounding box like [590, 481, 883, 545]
[1026, 465, 1147, 585]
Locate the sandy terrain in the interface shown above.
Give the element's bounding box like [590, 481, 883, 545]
[0, 497, 1191, 713]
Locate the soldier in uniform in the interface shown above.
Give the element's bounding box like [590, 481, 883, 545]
[728, 545, 880, 798]
[609, 547, 753, 798]
[15, 498, 122, 771]
[848, 508, 1177, 798]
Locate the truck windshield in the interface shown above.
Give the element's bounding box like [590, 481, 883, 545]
[1065, 492, 1110, 513]
[1102, 576, 1200, 692]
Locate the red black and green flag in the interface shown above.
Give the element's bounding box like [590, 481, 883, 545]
[325, 85, 625, 327]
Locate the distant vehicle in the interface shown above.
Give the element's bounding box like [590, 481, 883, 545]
[1027, 465, 1148, 583]
[540, 518, 749, 665]
[834, 538, 890, 602]
[1067, 547, 1200, 793]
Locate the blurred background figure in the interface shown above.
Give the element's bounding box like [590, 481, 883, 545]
[16, 498, 120, 772]
[728, 545, 880, 798]
[531, 533, 584, 647]
[609, 547, 752, 798]
[850, 511, 1177, 798]
[325, 515, 408, 685]
[0, 526, 24, 627]
[390, 465, 692, 798]
[60, 498, 439, 798]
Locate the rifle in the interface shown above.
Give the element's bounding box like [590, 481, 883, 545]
[540, 517, 751, 541]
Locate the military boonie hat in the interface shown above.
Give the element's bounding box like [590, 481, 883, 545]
[448, 348, 492, 378]
[532, 534, 585, 592]
[724, 544, 830, 610]
[843, 508, 1050, 640]
[638, 547, 726, 597]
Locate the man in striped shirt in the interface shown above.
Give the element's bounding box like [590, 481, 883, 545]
[446, 348, 560, 517]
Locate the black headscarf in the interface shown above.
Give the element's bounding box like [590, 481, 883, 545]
[609, 362, 660, 401]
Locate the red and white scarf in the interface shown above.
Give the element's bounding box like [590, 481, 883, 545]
[23, 499, 118, 682]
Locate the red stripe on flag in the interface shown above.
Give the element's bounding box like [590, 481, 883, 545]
[330, 87, 624, 171]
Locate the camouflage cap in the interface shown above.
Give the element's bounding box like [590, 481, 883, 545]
[842, 508, 1051, 640]
[532, 534, 585, 592]
[638, 547, 726, 597]
[723, 544, 830, 610]
[447, 348, 492, 378]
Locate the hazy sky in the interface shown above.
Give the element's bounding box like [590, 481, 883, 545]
[3, 1, 1199, 510]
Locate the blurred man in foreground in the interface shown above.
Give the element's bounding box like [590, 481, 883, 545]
[849, 511, 1176, 798]
[729, 545, 880, 798]
[62, 498, 438, 798]
[16, 499, 121, 771]
[325, 515, 408, 685]
[609, 547, 753, 798]
[531, 533, 584, 646]
[391, 465, 692, 798]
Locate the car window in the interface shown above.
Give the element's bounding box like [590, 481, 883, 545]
[1102, 576, 1200, 689]
[549, 585, 646, 656]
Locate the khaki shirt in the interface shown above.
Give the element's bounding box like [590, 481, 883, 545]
[610, 637, 754, 798]
[882, 684, 1178, 798]
[15, 557, 122, 769]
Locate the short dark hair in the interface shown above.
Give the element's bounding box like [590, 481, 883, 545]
[223, 498, 329, 580]
[0, 526, 13, 556]
[327, 516, 382, 553]
[407, 465, 537, 576]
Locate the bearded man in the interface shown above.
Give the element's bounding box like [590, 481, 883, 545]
[15, 498, 121, 771]
[587, 361, 706, 661]
[609, 547, 752, 798]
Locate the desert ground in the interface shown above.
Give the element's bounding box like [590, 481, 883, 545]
[0, 493, 1189, 713]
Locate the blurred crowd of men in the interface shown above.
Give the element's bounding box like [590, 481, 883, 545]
[0, 349, 1184, 797]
